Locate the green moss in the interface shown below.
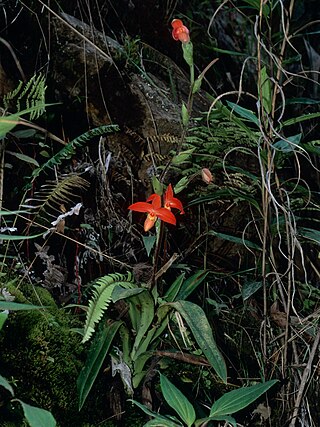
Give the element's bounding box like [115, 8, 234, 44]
[0, 282, 85, 425]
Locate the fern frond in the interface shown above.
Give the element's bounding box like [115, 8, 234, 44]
[32, 124, 120, 178]
[23, 174, 90, 224]
[3, 74, 47, 120]
[82, 272, 135, 343]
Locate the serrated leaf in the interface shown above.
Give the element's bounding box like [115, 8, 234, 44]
[82, 273, 134, 343]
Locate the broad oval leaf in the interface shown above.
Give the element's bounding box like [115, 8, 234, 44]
[160, 374, 196, 427]
[171, 301, 227, 383]
[210, 380, 278, 417]
[16, 399, 56, 427]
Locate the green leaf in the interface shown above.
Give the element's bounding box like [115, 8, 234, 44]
[283, 112, 320, 127]
[77, 320, 122, 410]
[196, 415, 236, 427]
[129, 400, 182, 426]
[0, 374, 14, 396]
[182, 41, 194, 67]
[299, 227, 320, 245]
[0, 113, 21, 138]
[208, 230, 261, 251]
[192, 77, 202, 94]
[164, 273, 185, 302]
[151, 176, 163, 195]
[160, 374, 196, 427]
[260, 67, 272, 114]
[172, 148, 195, 165]
[174, 177, 189, 194]
[0, 209, 30, 216]
[273, 133, 302, 152]
[0, 301, 46, 311]
[16, 399, 56, 427]
[129, 291, 155, 359]
[210, 380, 278, 417]
[0, 232, 44, 241]
[6, 151, 39, 167]
[142, 235, 156, 257]
[112, 286, 144, 303]
[82, 273, 134, 343]
[242, 281, 263, 301]
[175, 270, 208, 301]
[226, 101, 259, 126]
[171, 301, 227, 382]
[12, 129, 37, 138]
[0, 311, 8, 330]
[144, 419, 182, 427]
[181, 103, 189, 127]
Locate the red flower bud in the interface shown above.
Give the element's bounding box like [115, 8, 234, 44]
[171, 19, 190, 44]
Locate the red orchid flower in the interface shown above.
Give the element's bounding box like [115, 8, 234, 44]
[128, 193, 176, 232]
[171, 19, 190, 44]
[164, 184, 185, 214]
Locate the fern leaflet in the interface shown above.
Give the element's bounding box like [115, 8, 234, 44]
[33, 124, 120, 178]
[82, 272, 135, 343]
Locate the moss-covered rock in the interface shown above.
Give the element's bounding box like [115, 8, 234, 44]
[0, 282, 86, 426]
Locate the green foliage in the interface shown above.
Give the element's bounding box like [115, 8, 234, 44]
[23, 174, 90, 226]
[32, 124, 120, 178]
[82, 272, 135, 343]
[3, 74, 47, 121]
[132, 373, 278, 427]
[78, 320, 123, 410]
[0, 283, 84, 425]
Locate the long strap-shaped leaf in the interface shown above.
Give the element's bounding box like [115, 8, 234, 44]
[78, 320, 122, 410]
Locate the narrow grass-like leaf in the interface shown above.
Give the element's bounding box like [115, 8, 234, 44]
[78, 320, 122, 410]
[0, 301, 46, 311]
[160, 374, 196, 427]
[299, 227, 320, 245]
[172, 301, 227, 382]
[175, 270, 208, 301]
[210, 380, 278, 417]
[164, 273, 185, 302]
[129, 400, 182, 426]
[0, 232, 43, 241]
[283, 112, 320, 127]
[208, 230, 261, 250]
[16, 399, 56, 427]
